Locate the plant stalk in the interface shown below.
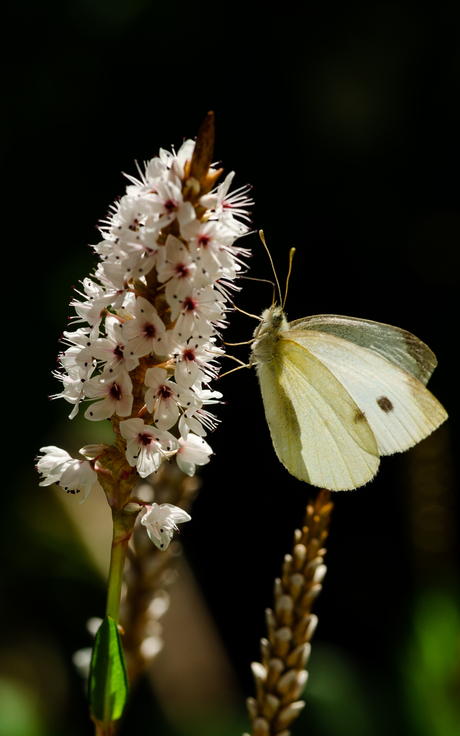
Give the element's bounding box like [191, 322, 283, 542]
[105, 521, 131, 624]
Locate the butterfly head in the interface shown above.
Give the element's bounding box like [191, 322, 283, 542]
[260, 304, 288, 332]
[251, 305, 289, 365]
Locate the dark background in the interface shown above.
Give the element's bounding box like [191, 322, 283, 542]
[2, 1, 459, 735]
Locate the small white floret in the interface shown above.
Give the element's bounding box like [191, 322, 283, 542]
[140, 502, 191, 550]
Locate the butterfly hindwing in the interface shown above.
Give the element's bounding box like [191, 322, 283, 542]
[256, 337, 380, 490]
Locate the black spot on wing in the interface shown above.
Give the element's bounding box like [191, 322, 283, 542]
[353, 408, 367, 423]
[377, 396, 394, 413]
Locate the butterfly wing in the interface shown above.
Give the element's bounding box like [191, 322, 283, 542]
[256, 338, 380, 491]
[289, 315, 437, 385]
[285, 329, 447, 456]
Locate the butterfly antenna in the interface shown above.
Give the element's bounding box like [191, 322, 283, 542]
[259, 230, 282, 305]
[282, 247, 296, 309]
[239, 275, 276, 305]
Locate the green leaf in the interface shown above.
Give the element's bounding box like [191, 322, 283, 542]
[89, 615, 129, 723]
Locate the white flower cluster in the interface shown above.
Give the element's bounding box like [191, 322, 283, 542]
[37, 138, 252, 521]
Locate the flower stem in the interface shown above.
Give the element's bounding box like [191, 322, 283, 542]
[106, 537, 129, 624]
[91, 508, 137, 736]
[106, 508, 136, 623]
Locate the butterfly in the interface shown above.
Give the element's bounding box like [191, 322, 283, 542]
[249, 239, 448, 491]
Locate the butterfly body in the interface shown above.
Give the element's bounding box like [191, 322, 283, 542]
[251, 305, 447, 491]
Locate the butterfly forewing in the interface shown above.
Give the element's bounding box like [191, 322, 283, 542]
[256, 338, 380, 491]
[289, 315, 437, 386]
[285, 329, 447, 456]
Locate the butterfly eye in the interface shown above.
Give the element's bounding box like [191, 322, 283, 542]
[270, 310, 284, 328]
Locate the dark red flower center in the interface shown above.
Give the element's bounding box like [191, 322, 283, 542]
[138, 433, 153, 446]
[175, 263, 190, 278]
[182, 296, 197, 313]
[183, 348, 196, 362]
[143, 323, 157, 337]
[164, 199, 178, 213]
[159, 385, 173, 400]
[109, 383, 122, 401]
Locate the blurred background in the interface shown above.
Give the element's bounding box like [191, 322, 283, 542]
[2, 0, 459, 734]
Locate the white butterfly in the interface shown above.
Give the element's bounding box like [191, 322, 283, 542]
[250, 303, 447, 492]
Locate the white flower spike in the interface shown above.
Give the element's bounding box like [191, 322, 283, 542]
[39, 114, 252, 548]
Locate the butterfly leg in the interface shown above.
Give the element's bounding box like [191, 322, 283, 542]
[219, 354, 251, 378]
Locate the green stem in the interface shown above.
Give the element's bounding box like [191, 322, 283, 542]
[91, 509, 135, 736]
[105, 512, 132, 624]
